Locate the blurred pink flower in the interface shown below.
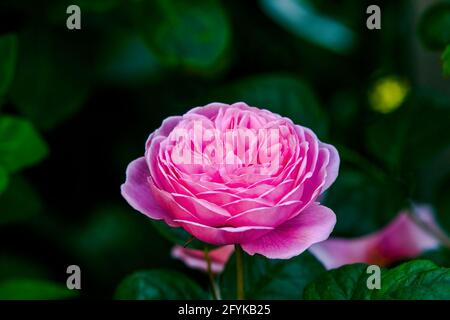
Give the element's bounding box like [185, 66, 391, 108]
[172, 245, 234, 273]
[121, 102, 339, 259]
[309, 206, 440, 269]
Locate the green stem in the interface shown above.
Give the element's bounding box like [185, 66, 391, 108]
[235, 245, 245, 300]
[204, 248, 221, 300]
[183, 236, 195, 248]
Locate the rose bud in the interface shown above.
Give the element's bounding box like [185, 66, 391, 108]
[171, 245, 234, 273]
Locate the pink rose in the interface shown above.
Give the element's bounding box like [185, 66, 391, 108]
[121, 102, 339, 259]
[309, 206, 440, 269]
[172, 245, 234, 273]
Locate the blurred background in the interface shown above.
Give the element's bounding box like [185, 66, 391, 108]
[0, 0, 449, 299]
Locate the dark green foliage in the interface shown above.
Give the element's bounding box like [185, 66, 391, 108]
[0, 33, 17, 99]
[304, 260, 450, 300]
[0, 279, 78, 300]
[221, 252, 325, 299]
[0, 0, 449, 300]
[115, 270, 206, 300]
[443, 45, 450, 76]
[418, 1, 450, 50]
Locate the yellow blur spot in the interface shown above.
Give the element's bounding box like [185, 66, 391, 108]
[369, 76, 410, 114]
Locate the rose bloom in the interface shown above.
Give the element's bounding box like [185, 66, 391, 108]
[121, 102, 339, 259]
[172, 245, 234, 273]
[310, 206, 440, 269]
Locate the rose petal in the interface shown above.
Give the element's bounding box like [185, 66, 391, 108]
[173, 219, 274, 245]
[321, 142, 340, 191]
[121, 157, 176, 226]
[196, 190, 242, 206]
[309, 238, 376, 270]
[241, 204, 336, 259]
[171, 245, 234, 273]
[187, 102, 232, 119]
[149, 178, 234, 227]
[221, 197, 272, 215]
[309, 206, 440, 269]
[225, 200, 303, 227]
[147, 116, 182, 145]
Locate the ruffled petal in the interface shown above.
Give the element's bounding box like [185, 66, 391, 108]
[321, 142, 340, 191]
[173, 219, 273, 245]
[241, 204, 336, 259]
[121, 157, 175, 225]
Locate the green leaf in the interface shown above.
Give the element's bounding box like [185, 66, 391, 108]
[418, 1, 450, 50]
[214, 74, 328, 138]
[220, 251, 325, 299]
[0, 166, 8, 194]
[373, 260, 450, 299]
[0, 116, 48, 174]
[443, 45, 450, 77]
[0, 33, 17, 98]
[304, 260, 450, 300]
[0, 176, 43, 225]
[10, 29, 92, 130]
[0, 279, 78, 300]
[135, 0, 231, 74]
[115, 270, 205, 300]
[303, 264, 370, 299]
[259, 0, 356, 54]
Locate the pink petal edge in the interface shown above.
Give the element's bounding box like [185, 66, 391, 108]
[241, 204, 336, 259]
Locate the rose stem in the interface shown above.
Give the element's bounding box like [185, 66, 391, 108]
[183, 236, 195, 248]
[235, 245, 245, 300]
[204, 248, 221, 300]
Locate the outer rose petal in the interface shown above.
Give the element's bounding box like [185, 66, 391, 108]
[187, 102, 231, 118]
[309, 206, 440, 269]
[309, 238, 375, 270]
[147, 116, 183, 144]
[171, 245, 234, 273]
[121, 157, 176, 226]
[173, 219, 274, 245]
[321, 143, 340, 191]
[241, 204, 336, 259]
